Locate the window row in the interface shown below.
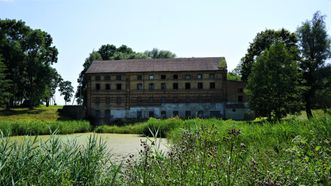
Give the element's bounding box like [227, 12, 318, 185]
[94, 110, 223, 118]
[93, 73, 217, 81]
[94, 82, 216, 91]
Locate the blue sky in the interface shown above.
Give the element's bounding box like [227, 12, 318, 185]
[1, 0, 331, 105]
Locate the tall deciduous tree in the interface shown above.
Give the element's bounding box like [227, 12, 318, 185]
[297, 11, 331, 118]
[0, 55, 12, 109]
[0, 19, 59, 108]
[241, 29, 298, 81]
[144, 48, 176, 59]
[246, 42, 302, 120]
[59, 81, 74, 105]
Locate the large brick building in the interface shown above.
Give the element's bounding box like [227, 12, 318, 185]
[85, 57, 249, 122]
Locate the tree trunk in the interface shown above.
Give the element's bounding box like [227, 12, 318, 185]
[305, 94, 313, 119]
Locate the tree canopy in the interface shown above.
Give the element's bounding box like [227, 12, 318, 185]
[59, 81, 74, 105]
[246, 42, 303, 120]
[240, 29, 298, 81]
[297, 11, 331, 118]
[0, 19, 69, 108]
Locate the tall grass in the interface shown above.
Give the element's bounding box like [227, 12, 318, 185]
[0, 134, 121, 185]
[0, 120, 91, 136]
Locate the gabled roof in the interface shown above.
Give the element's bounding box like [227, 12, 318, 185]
[85, 57, 226, 74]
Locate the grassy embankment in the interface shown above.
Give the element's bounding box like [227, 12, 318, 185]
[0, 106, 90, 136]
[0, 110, 330, 185]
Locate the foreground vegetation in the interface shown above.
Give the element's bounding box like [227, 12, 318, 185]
[0, 109, 330, 185]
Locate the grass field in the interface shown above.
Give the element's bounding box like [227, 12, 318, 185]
[0, 106, 91, 136]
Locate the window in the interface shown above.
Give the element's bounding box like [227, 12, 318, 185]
[95, 76, 101, 81]
[173, 111, 179, 117]
[160, 96, 165, 103]
[95, 97, 100, 105]
[173, 74, 178, 80]
[116, 75, 121, 80]
[161, 83, 166, 90]
[161, 111, 166, 118]
[149, 74, 154, 80]
[197, 111, 204, 118]
[161, 75, 166, 80]
[137, 111, 142, 119]
[210, 82, 215, 89]
[105, 84, 111, 90]
[137, 97, 142, 103]
[105, 110, 111, 118]
[116, 83, 122, 90]
[149, 83, 155, 90]
[95, 110, 101, 117]
[106, 97, 111, 105]
[185, 82, 191, 90]
[95, 83, 100, 91]
[238, 96, 243, 102]
[148, 111, 155, 117]
[209, 73, 215, 79]
[197, 74, 203, 79]
[173, 83, 178, 90]
[137, 75, 142, 80]
[198, 82, 203, 89]
[137, 83, 143, 90]
[185, 111, 191, 118]
[238, 88, 243, 93]
[116, 97, 122, 104]
[104, 75, 111, 81]
[185, 74, 191, 80]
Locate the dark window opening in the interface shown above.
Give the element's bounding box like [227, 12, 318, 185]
[137, 111, 142, 119]
[173, 111, 179, 117]
[105, 84, 111, 90]
[116, 83, 122, 90]
[185, 82, 191, 90]
[149, 83, 155, 90]
[209, 73, 215, 79]
[104, 75, 110, 80]
[95, 76, 101, 81]
[173, 83, 178, 90]
[161, 75, 166, 80]
[95, 84, 100, 91]
[173, 74, 178, 80]
[137, 83, 143, 90]
[185, 111, 191, 118]
[148, 111, 155, 118]
[232, 108, 236, 112]
[161, 83, 166, 90]
[198, 82, 203, 89]
[95, 97, 100, 105]
[116, 97, 122, 104]
[105, 110, 111, 118]
[95, 110, 100, 117]
[161, 111, 166, 118]
[197, 111, 204, 118]
[210, 82, 215, 89]
[116, 75, 121, 80]
[137, 75, 142, 80]
[238, 88, 243, 93]
[238, 96, 243, 102]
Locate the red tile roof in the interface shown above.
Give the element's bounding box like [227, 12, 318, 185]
[86, 57, 226, 73]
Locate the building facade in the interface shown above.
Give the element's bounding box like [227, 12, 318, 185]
[85, 57, 249, 122]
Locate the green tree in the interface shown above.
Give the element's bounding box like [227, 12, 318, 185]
[144, 48, 176, 58]
[59, 81, 74, 105]
[297, 11, 331, 118]
[0, 55, 12, 109]
[241, 29, 298, 81]
[0, 19, 58, 108]
[246, 42, 302, 120]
